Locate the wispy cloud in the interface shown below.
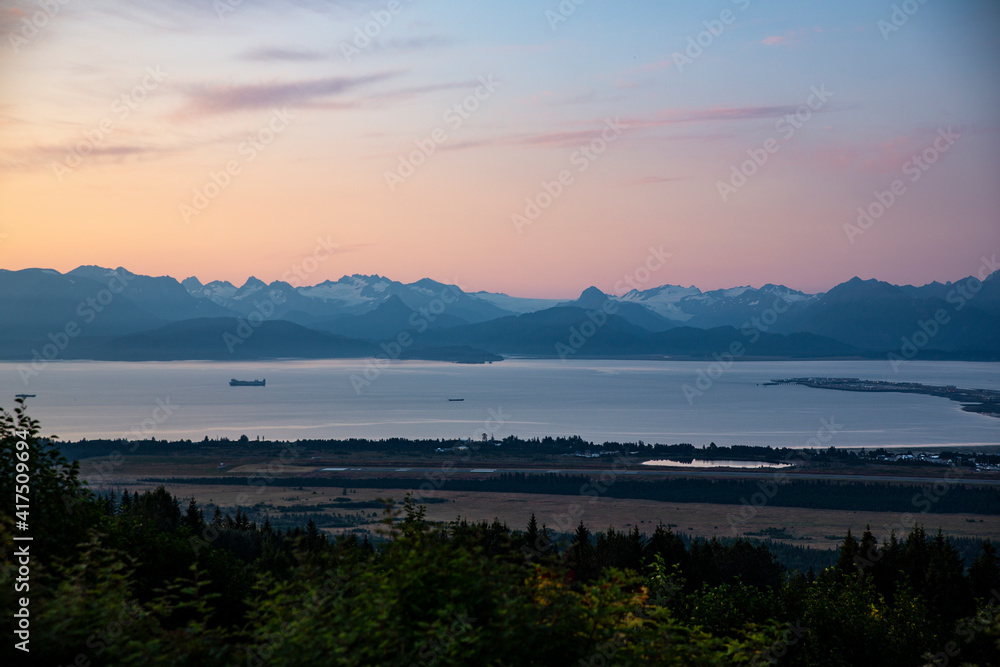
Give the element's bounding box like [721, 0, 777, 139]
[175, 72, 398, 117]
[362, 80, 479, 107]
[240, 47, 329, 62]
[761, 33, 794, 46]
[440, 129, 597, 152]
[0, 0, 387, 42]
[631, 105, 811, 127]
[0, 142, 176, 173]
[760, 27, 821, 47]
[237, 33, 450, 64]
[809, 126, 967, 174]
[518, 129, 614, 149]
[441, 104, 832, 154]
[98, 0, 376, 29]
[380, 34, 453, 53]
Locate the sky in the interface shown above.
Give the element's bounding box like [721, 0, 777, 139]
[1, 0, 998, 298]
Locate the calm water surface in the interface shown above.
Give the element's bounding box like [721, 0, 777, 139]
[641, 460, 794, 469]
[1, 359, 998, 448]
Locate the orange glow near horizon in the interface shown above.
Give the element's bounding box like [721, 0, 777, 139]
[1, 1, 999, 298]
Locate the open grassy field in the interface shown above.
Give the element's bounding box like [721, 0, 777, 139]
[104, 476, 999, 551]
[71, 443, 1000, 552]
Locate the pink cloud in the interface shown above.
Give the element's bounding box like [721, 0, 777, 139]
[759, 28, 815, 47]
[442, 103, 834, 154]
[809, 130, 952, 174]
[175, 72, 398, 118]
[625, 104, 816, 129]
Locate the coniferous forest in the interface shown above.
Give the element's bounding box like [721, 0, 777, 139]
[3, 401, 1000, 666]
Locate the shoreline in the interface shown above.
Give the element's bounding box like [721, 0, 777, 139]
[774, 377, 1000, 419]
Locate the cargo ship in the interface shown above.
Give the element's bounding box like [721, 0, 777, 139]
[230, 379, 265, 387]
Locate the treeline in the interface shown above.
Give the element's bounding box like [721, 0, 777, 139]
[3, 402, 1000, 665]
[940, 450, 1000, 466]
[57, 434, 987, 465]
[158, 472, 1000, 515]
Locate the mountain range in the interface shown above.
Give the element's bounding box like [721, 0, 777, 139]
[2, 265, 998, 362]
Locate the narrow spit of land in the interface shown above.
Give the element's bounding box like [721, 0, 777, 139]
[771, 377, 1000, 418]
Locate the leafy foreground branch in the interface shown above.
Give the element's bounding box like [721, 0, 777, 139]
[2, 402, 999, 666]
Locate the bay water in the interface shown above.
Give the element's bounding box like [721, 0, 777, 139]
[2, 359, 998, 448]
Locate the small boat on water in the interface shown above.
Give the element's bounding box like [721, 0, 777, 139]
[230, 379, 265, 387]
[448, 398, 464, 402]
